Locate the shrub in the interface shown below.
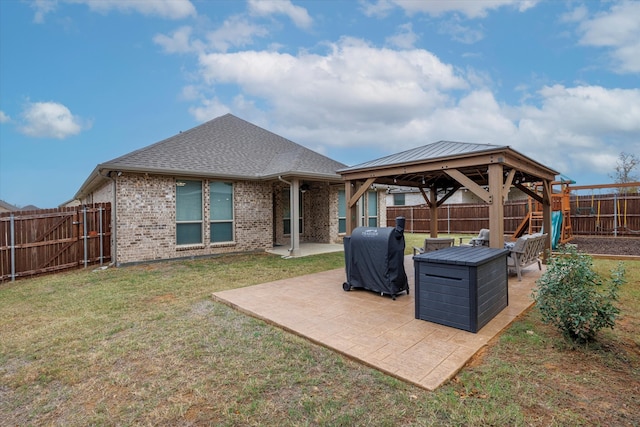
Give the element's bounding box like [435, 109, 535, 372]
[532, 245, 625, 343]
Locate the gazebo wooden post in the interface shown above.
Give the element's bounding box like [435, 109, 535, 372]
[345, 180, 358, 235]
[429, 186, 438, 237]
[488, 164, 505, 249]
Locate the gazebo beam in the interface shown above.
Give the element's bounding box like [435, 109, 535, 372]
[514, 183, 544, 204]
[444, 169, 491, 203]
[347, 177, 376, 207]
[437, 184, 462, 207]
[344, 177, 376, 235]
[418, 187, 432, 207]
[503, 168, 516, 200]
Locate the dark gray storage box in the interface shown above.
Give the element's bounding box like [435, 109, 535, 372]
[413, 246, 509, 332]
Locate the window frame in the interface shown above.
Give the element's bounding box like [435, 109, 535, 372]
[367, 190, 378, 227]
[209, 181, 234, 244]
[176, 179, 203, 246]
[338, 189, 346, 234]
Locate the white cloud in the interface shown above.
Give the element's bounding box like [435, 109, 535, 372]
[196, 37, 467, 135]
[574, 1, 640, 73]
[533, 85, 640, 134]
[206, 15, 269, 52]
[359, 0, 395, 18]
[30, 0, 57, 23]
[362, 0, 539, 19]
[0, 111, 10, 123]
[188, 97, 230, 123]
[248, 0, 312, 29]
[164, 27, 638, 184]
[180, 85, 201, 101]
[385, 23, 418, 49]
[560, 5, 588, 23]
[438, 19, 484, 44]
[513, 84, 640, 177]
[19, 101, 90, 139]
[153, 26, 203, 54]
[30, 0, 196, 22]
[154, 17, 268, 54]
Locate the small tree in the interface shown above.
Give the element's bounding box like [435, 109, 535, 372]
[532, 245, 625, 343]
[610, 151, 639, 194]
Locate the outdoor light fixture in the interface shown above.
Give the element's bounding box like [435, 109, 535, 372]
[300, 183, 310, 193]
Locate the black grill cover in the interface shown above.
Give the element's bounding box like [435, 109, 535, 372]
[343, 217, 409, 298]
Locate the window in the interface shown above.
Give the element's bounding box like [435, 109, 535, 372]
[283, 188, 303, 235]
[176, 180, 202, 245]
[210, 181, 234, 243]
[338, 190, 346, 233]
[367, 191, 378, 227]
[393, 193, 405, 206]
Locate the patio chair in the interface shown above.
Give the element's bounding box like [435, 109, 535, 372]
[459, 228, 490, 247]
[413, 237, 455, 255]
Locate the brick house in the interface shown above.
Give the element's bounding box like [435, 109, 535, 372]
[74, 114, 386, 265]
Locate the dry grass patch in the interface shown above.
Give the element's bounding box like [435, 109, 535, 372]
[1, 251, 638, 426]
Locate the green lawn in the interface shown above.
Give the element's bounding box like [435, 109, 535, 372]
[1, 243, 638, 426]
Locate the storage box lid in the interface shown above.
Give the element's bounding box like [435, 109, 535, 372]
[414, 246, 508, 266]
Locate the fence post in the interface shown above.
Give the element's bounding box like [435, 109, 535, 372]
[10, 213, 15, 282]
[83, 206, 88, 268]
[613, 193, 618, 237]
[410, 206, 414, 233]
[99, 206, 103, 266]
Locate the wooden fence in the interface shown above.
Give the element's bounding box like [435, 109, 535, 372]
[387, 193, 640, 237]
[0, 204, 111, 282]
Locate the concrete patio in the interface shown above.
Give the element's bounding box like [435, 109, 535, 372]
[212, 255, 542, 391]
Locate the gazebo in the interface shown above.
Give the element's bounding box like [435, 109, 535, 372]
[338, 141, 559, 254]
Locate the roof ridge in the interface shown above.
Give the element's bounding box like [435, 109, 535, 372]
[101, 113, 236, 166]
[85, 113, 345, 186]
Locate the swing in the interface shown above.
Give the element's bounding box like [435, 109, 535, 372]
[575, 190, 596, 215]
[595, 197, 602, 232]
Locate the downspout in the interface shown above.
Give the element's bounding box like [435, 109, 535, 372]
[100, 170, 119, 266]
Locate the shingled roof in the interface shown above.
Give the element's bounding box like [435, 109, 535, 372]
[104, 114, 346, 178]
[76, 114, 346, 198]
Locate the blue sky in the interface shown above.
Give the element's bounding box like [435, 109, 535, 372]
[1, 0, 639, 208]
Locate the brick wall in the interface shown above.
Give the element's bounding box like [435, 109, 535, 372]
[107, 173, 273, 264]
[84, 173, 374, 265]
[87, 173, 353, 265]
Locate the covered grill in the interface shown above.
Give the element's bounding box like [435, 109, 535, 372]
[342, 217, 409, 300]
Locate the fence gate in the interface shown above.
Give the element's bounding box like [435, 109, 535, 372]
[0, 203, 111, 282]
